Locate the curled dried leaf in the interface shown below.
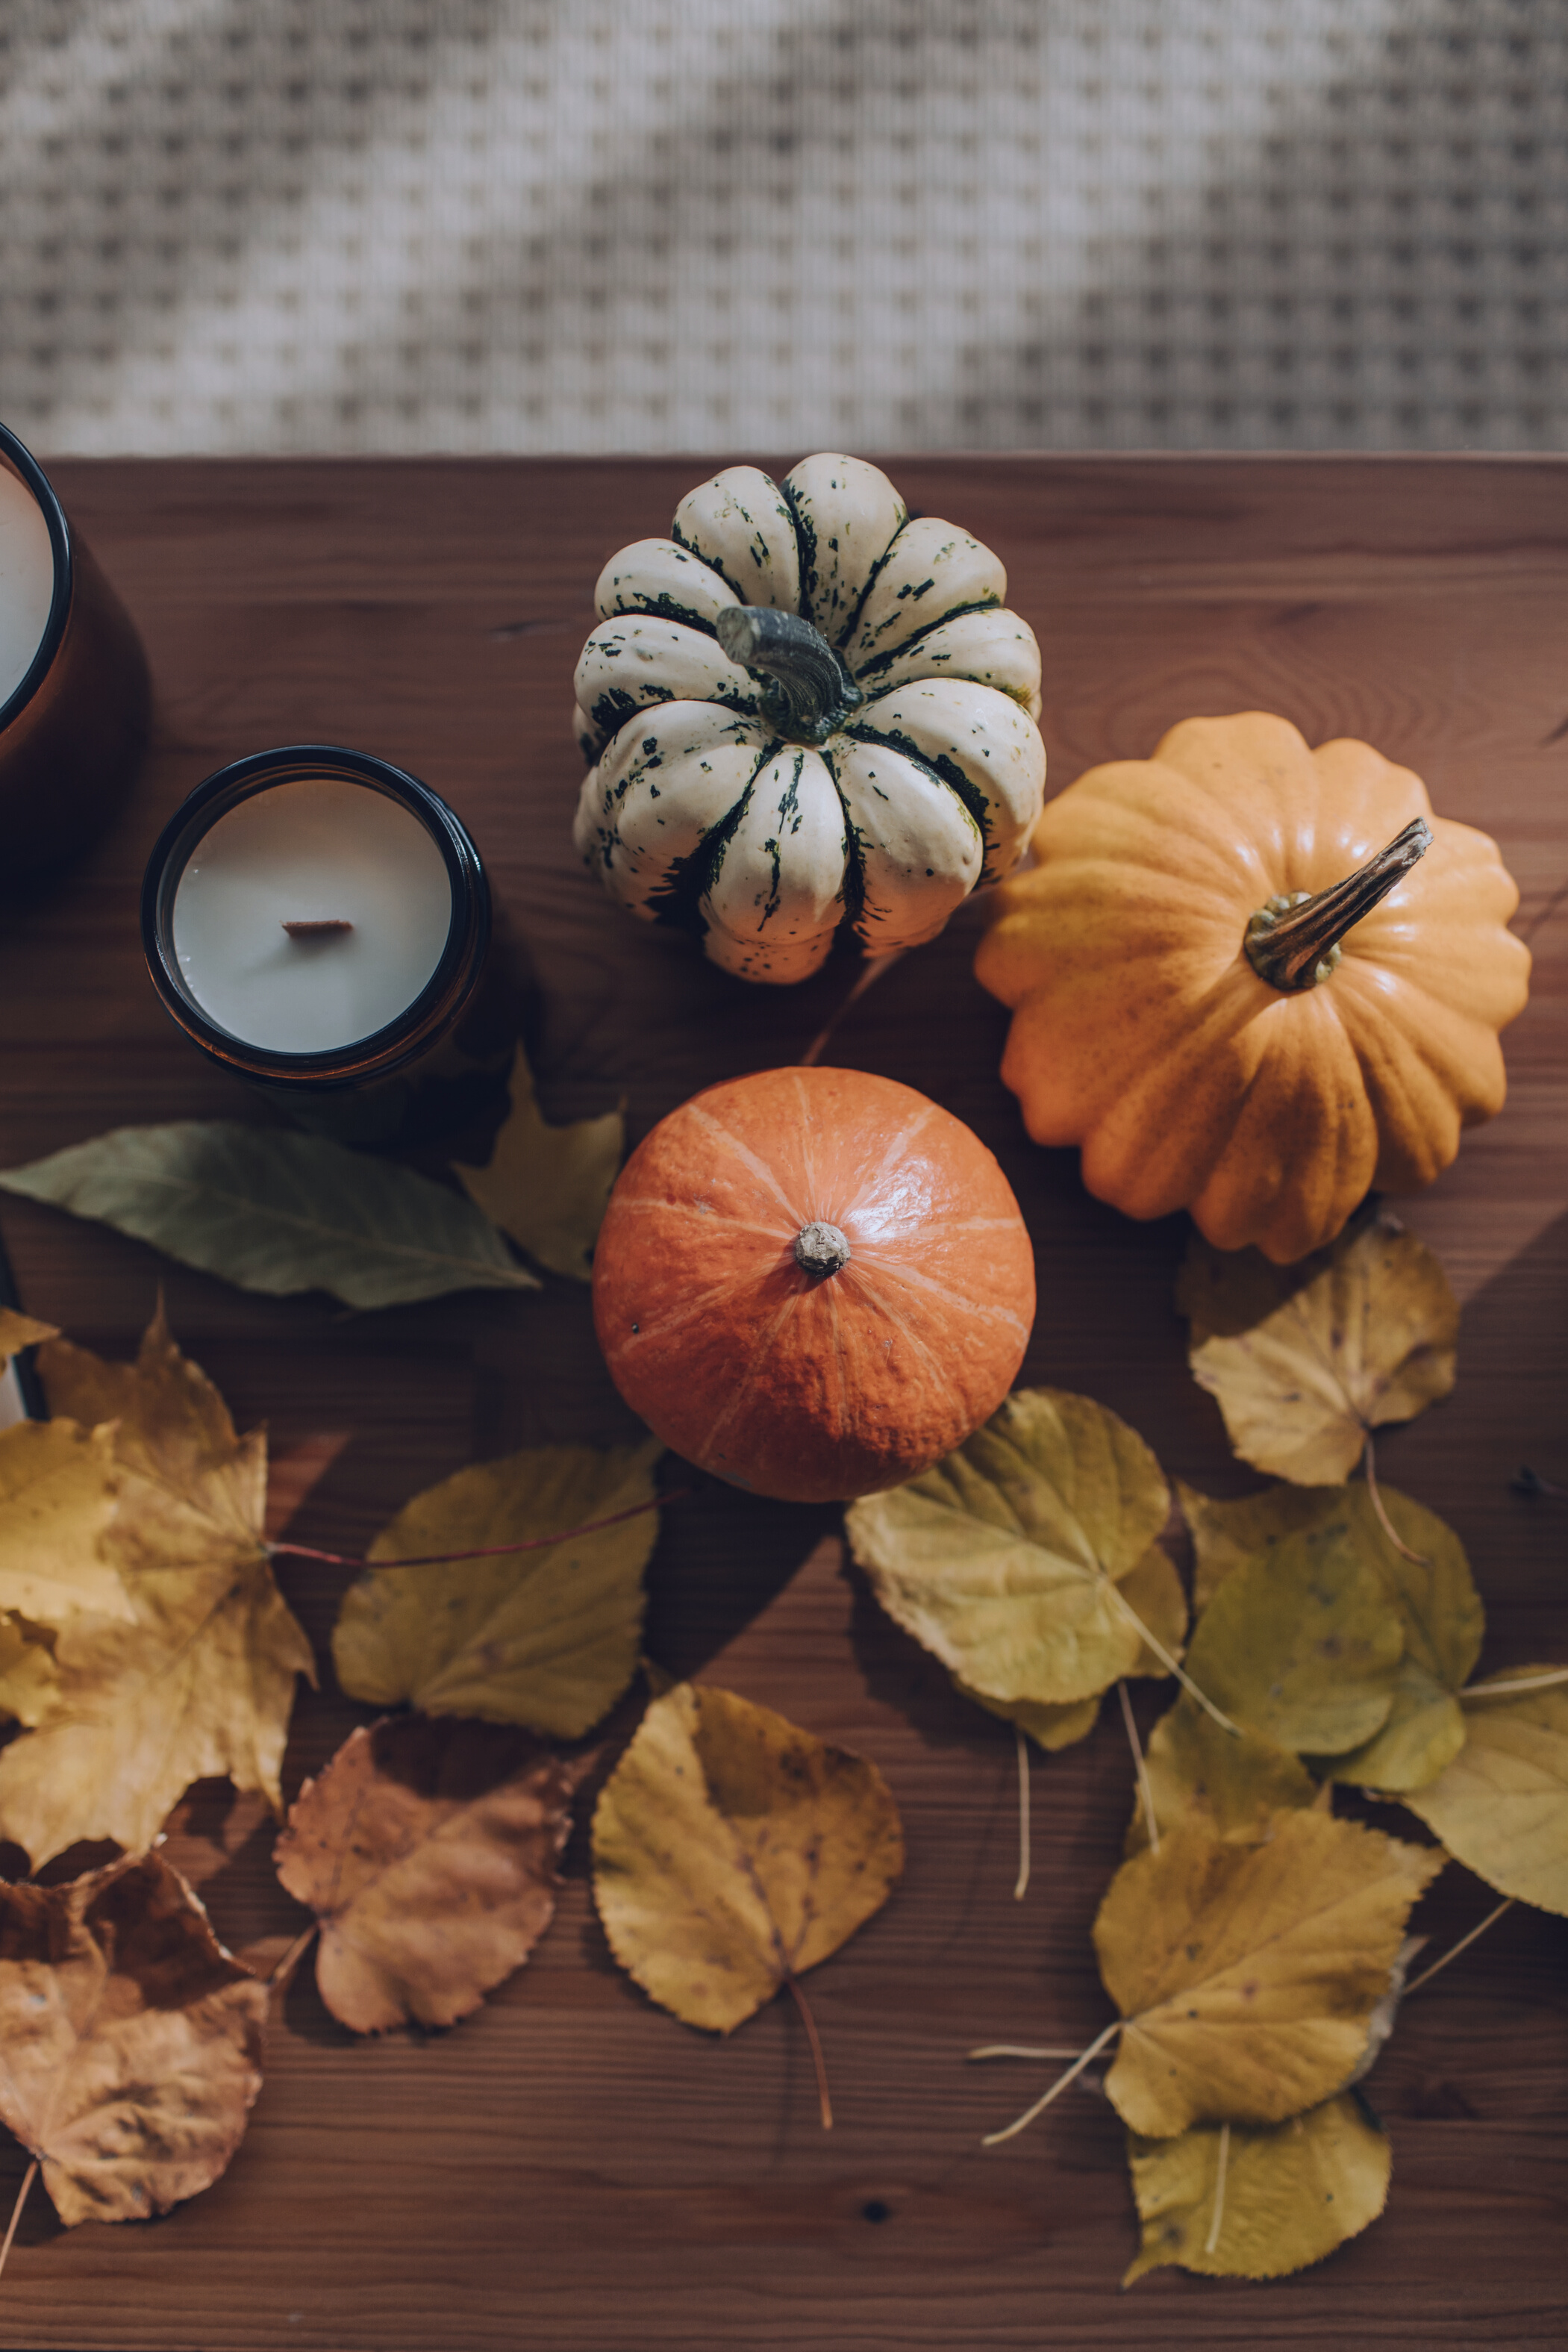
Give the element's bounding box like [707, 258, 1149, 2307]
[275, 1715, 572, 2033]
[0, 1851, 266, 2228]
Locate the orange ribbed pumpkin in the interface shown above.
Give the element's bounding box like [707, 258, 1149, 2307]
[592, 1067, 1036, 1503]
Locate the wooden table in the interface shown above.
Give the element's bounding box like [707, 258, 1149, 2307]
[0, 457, 1563, 2349]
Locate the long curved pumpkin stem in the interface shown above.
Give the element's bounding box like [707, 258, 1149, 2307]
[716, 605, 863, 742]
[1245, 817, 1432, 991]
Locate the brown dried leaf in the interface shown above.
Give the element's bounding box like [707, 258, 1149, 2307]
[0, 1309, 313, 1865]
[275, 1714, 572, 2033]
[593, 1682, 903, 2033]
[1181, 1214, 1458, 1484]
[0, 1850, 266, 2227]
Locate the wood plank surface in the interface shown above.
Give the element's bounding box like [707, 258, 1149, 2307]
[0, 455, 1563, 2349]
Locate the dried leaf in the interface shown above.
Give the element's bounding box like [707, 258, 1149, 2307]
[0, 1307, 56, 1359]
[1095, 1812, 1443, 2136]
[1405, 1671, 1568, 1915]
[0, 1121, 536, 1309]
[334, 1440, 661, 1737]
[592, 1682, 903, 2033]
[1181, 1513, 1405, 1756]
[0, 1417, 134, 1622]
[1182, 1215, 1458, 1483]
[846, 1389, 1179, 1711]
[0, 1311, 313, 1866]
[455, 1043, 623, 1282]
[1178, 1479, 1344, 1613]
[0, 1851, 266, 2227]
[1319, 1488, 1484, 1794]
[1125, 1696, 1318, 1856]
[1124, 2094, 1390, 2283]
[275, 1715, 572, 2033]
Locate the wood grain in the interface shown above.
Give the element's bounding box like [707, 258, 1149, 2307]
[0, 455, 1563, 2349]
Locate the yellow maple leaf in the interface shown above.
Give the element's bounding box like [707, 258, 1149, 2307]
[1405, 1670, 1568, 1915]
[0, 1309, 313, 1867]
[333, 1439, 661, 1737]
[1181, 1214, 1458, 1484]
[0, 1418, 133, 1623]
[1123, 2094, 1390, 2283]
[846, 1389, 1184, 1712]
[454, 1042, 623, 1282]
[1094, 1813, 1442, 2136]
[592, 1682, 903, 2044]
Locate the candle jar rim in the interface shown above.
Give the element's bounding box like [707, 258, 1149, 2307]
[0, 421, 73, 737]
[141, 743, 491, 1091]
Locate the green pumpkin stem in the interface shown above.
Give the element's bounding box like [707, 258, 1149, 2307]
[1244, 817, 1433, 992]
[716, 605, 863, 743]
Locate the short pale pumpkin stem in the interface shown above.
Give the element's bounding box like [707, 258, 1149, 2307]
[716, 605, 863, 743]
[795, 1220, 852, 1279]
[1244, 817, 1433, 992]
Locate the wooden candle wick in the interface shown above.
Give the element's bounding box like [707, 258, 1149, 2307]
[282, 919, 355, 937]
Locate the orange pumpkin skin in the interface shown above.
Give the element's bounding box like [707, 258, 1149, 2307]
[592, 1067, 1035, 1503]
[974, 713, 1531, 1265]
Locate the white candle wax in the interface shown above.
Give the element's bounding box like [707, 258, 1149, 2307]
[0, 461, 56, 714]
[172, 777, 455, 1055]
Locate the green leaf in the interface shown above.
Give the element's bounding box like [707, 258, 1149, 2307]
[1125, 1696, 1318, 1856]
[455, 1044, 623, 1282]
[1178, 1479, 1345, 1614]
[0, 1122, 537, 1311]
[1181, 1512, 1405, 1756]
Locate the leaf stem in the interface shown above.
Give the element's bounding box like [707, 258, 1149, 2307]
[980, 2018, 1121, 2147]
[967, 2044, 1085, 2061]
[1361, 1434, 1428, 1565]
[268, 1921, 319, 1991]
[0, 2160, 36, 2283]
[1464, 1667, 1568, 1697]
[1204, 2121, 1231, 2256]
[268, 1489, 686, 1572]
[1117, 1680, 1160, 1853]
[1106, 1581, 1240, 1736]
[1013, 1724, 1031, 1901]
[1402, 1898, 1515, 1997]
[784, 1972, 834, 2131]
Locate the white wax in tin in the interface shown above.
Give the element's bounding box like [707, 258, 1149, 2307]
[0, 461, 57, 714]
[171, 777, 455, 1055]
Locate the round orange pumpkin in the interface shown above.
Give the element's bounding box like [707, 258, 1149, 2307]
[975, 711, 1531, 1264]
[592, 1067, 1036, 1503]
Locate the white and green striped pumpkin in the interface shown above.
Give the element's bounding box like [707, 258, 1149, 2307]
[571, 454, 1046, 984]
